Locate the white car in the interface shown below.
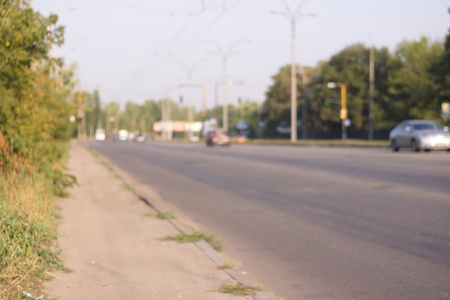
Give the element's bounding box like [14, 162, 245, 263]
[95, 128, 106, 141]
[118, 129, 128, 141]
[389, 120, 450, 152]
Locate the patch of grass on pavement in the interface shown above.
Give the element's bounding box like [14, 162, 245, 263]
[219, 283, 262, 296]
[145, 212, 176, 220]
[122, 183, 133, 191]
[218, 262, 234, 270]
[99, 160, 115, 173]
[161, 232, 222, 252]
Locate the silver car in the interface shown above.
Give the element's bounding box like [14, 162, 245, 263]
[389, 120, 450, 152]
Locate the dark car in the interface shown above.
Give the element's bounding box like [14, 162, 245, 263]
[389, 120, 450, 152]
[206, 129, 231, 147]
[134, 134, 147, 142]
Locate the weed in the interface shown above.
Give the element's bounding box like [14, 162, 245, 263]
[122, 183, 133, 191]
[0, 171, 69, 299]
[161, 232, 222, 252]
[145, 212, 176, 220]
[218, 262, 234, 270]
[219, 283, 262, 296]
[99, 160, 115, 173]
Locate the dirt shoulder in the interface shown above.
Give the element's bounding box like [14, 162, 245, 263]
[45, 141, 252, 300]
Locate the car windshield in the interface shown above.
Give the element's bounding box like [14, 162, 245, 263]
[412, 122, 443, 131]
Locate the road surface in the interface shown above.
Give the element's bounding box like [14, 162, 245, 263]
[87, 141, 450, 300]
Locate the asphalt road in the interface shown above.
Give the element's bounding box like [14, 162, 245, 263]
[87, 141, 450, 300]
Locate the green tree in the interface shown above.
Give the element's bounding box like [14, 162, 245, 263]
[308, 44, 391, 137]
[0, 0, 72, 170]
[141, 100, 161, 133]
[91, 89, 102, 130]
[431, 30, 450, 124]
[314, 45, 383, 129]
[122, 101, 141, 133]
[0, 1, 64, 97]
[228, 101, 259, 138]
[388, 37, 444, 122]
[263, 64, 303, 138]
[104, 102, 120, 137]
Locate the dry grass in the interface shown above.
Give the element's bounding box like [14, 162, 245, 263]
[161, 232, 223, 252]
[0, 171, 67, 299]
[219, 283, 262, 296]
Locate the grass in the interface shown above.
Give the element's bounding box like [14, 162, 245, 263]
[122, 183, 133, 191]
[99, 160, 115, 173]
[0, 171, 69, 299]
[218, 262, 234, 270]
[161, 232, 223, 252]
[145, 212, 176, 220]
[219, 283, 262, 296]
[84, 146, 116, 173]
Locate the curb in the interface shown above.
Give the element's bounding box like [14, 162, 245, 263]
[85, 144, 276, 300]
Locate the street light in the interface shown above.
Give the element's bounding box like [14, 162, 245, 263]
[201, 39, 250, 132]
[327, 82, 348, 140]
[271, 0, 315, 142]
[369, 45, 375, 140]
[173, 59, 207, 139]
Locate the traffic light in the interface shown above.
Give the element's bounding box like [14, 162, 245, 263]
[324, 100, 330, 107]
[179, 95, 183, 104]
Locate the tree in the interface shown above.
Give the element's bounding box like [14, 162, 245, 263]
[432, 30, 450, 124]
[91, 89, 102, 129]
[104, 102, 120, 137]
[388, 37, 444, 122]
[228, 101, 259, 138]
[0, 1, 64, 97]
[0, 0, 72, 170]
[141, 100, 161, 133]
[123, 101, 141, 133]
[263, 64, 303, 138]
[309, 44, 391, 136]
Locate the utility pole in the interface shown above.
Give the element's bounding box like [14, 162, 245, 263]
[77, 87, 83, 140]
[369, 45, 375, 140]
[271, 0, 314, 142]
[161, 88, 173, 141]
[202, 39, 249, 132]
[301, 67, 308, 139]
[173, 59, 205, 139]
[214, 82, 220, 123]
[202, 85, 207, 120]
[179, 83, 207, 138]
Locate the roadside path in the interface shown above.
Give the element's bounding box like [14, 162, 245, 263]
[45, 141, 256, 300]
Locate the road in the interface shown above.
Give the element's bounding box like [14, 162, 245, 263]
[87, 141, 450, 300]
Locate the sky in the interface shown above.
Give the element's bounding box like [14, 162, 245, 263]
[34, 0, 449, 111]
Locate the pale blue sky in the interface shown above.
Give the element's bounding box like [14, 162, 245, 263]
[34, 0, 449, 110]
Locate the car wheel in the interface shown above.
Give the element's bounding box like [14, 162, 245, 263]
[390, 139, 399, 152]
[410, 139, 420, 152]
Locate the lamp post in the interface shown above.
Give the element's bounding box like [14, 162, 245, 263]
[201, 39, 249, 132]
[369, 45, 375, 140]
[108, 116, 115, 140]
[271, 1, 314, 142]
[76, 87, 83, 140]
[173, 59, 206, 139]
[327, 82, 348, 140]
